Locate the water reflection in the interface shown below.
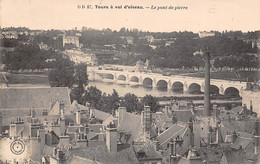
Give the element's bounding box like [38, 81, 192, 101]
[88, 81, 199, 97]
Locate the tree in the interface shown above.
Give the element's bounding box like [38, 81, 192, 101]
[98, 89, 120, 113]
[70, 63, 89, 104]
[121, 93, 142, 112]
[48, 67, 75, 88]
[74, 63, 88, 88]
[48, 56, 75, 88]
[83, 86, 102, 108]
[110, 89, 120, 110]
[141, 95, 160, 113]
[70, 87, 86, 104]
[192, 54, 204, 70]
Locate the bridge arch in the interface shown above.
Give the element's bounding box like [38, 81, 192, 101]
[143, 77, 153, 87]
[210, 85, 220, 95]
[188, 83, 201, 94]
[172, 81, 184, 92]
[224, 87, 240, 98]
[117, 75, 126, 81]
[157, 80, 168, 89]
[130, 76, 139, 83]
[105, 74, 114, 80]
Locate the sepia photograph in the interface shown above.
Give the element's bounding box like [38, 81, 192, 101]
[0, 0, 260, 163]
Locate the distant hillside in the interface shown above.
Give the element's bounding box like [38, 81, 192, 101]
[183, 71, 260, 82]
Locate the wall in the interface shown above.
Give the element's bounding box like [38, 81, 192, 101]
[242, 90, 260, 116]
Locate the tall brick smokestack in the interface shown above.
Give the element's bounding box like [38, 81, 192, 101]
[204, 50, 211, 117]
[255, 119, 260, 154]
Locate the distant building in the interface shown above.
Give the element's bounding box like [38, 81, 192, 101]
[18, 31, 29, 36]
[63, 49, 98, 65]
[199, 31, 215, 38]
[242, 83, 260, 116]
[39, 42, 49, 50]
[125, 36, 134, 44]
[2, 31, 18, 39]
[0, 34, 4, 39]
[145, 35, 155, 43]
[165, 41, 175, 47]
[253, 39, 260, 49]
[149, 44, 157, 49]
[29, 30, 43, 36]
[62, 35, 80, 47]
[120, 36, 134, 44]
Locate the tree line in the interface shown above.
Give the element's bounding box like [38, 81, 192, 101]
[1, 28, 259, 72]
[70, 86, 160, 113]
[213, 54, 259, 71]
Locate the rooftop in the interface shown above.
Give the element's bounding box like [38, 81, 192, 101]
[0, 87, 71, 110]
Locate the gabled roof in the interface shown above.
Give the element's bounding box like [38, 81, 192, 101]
[156, 124, 187, 149]
[89, 124, 103, 133]
[132, 142, 162, 161]
[152, 112, 172, 130]
[90, 109, 110, 121]
[173, 110, 193, 123]
[118, 111, 142, 142]
[87, 132, 99, 140]
[229, 106, 246, 115]
[222, 149, 249, 164]
[69, 145, 138, 164]
[71, 101, 88, 112]
[42, 145, 54, 156]
[230, 132, 254, 150]
[0, 87, 71, 111]
[247, 153, 260, 164]
[69, 155, 101, 164]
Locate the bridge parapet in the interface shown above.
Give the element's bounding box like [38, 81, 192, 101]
[92, 69, 246, 96]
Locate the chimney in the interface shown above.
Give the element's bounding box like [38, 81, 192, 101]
[188, 119, 194, 148]
[204, 49, 211, 117]
[172, 114, 177, 124]
[59, 101, 65, 111]
[53, 147, 57, 157]
[31, 109, 36, 118]
[0, 113, 2, 134]
[169, 139, 178, 164]
[215, 125, 222, 144]
[60, 109, 64, 119]
[60, 118, 66, 136]
[76, 110, 81, 124]
[213, 104, 218, 120]
[246, 81, 252, 90]
[57, 149, 61, 160]
[187, 149, 202, 162]
[59, 135, 70, 148]
[250, 100, 253, 113]
[207, 130, 211, 145]
[106, 127, 117, 152]
[143, 106, 152, 133]
[190, 104, 195, 115]
[255, 120, 260, 154]
[85, 102, 90, 109]
[111, 109, 116, 117]
[170, 139, 176, 156]
[38, 129, 47, 149]
[154, 140, 160, 151]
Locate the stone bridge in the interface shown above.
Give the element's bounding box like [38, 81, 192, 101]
[89, 69, 246, 96]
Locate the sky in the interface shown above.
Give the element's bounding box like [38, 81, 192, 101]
[1, 0, 260, 32]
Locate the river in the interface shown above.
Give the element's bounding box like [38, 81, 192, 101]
[88, 81, 202, 97]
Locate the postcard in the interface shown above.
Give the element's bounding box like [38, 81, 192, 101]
[0, 0, 260, 163]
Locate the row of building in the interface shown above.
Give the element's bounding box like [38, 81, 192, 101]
[0, 84, 260, 163]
